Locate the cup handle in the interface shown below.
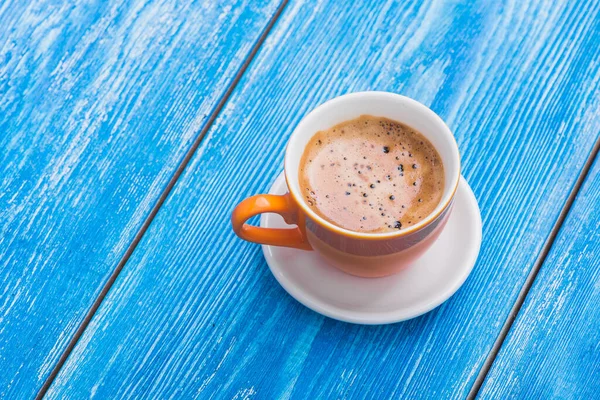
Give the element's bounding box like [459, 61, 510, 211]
[231, 193, 312, 250]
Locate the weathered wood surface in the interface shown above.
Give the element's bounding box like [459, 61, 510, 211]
[479, 156, 600, 399]
[45, 0, 600, 398]
[0, 0, 281, 397]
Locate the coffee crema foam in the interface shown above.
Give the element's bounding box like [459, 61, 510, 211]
[299, 115, 445, 233]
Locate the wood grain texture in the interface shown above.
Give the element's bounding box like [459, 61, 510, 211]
[0, 0, 281, 397]
[47, 0, 600, 398]
[478, 155, 600, 398]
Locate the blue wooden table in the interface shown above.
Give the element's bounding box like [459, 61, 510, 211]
[1, 0, 599, 398]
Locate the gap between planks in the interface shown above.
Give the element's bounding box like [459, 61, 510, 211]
[467, 134, 600, 400]
[34, 1, 289, 398]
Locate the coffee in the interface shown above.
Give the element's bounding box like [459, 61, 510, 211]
[299, 115, 444, 233]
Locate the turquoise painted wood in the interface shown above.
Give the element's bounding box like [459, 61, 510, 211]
[0, 0, 281, 397]
[478, 156, 600, 398]
[44, 0, 600, 398]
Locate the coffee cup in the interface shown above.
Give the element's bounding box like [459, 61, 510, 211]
[231, 92, 460, 277]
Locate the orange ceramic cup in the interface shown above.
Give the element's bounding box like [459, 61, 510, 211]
[232, 92, 460, 277]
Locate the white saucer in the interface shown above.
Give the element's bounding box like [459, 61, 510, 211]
[261, 172, 482, 324]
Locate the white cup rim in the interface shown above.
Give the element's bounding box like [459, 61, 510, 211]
[284, 91, 461, 239]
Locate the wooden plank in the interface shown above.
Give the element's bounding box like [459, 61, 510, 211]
[478, 155, 600, 398]
[47, 0, 600, 398]
[0, 0, 281, 398]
